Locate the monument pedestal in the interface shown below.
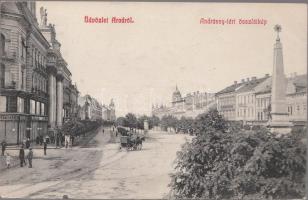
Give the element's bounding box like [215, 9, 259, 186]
[268, 113, 292, 135]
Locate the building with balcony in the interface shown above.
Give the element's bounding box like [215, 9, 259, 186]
[0, 2, 79, 144]
[0, 2, 50, 144]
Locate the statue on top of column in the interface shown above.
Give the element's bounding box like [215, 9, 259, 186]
[40, 7, 48, 26]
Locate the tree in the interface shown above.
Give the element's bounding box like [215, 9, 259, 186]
[170, 110, 306, 199]
[177, 116, 194, 134]
[160, 115, 178, 131]
[137, 115, 148, 129]
[116, 117, 126, 127]
[150, 115, 160, 128]
[125, 113, 138, 129]
[194, 109, 228, 135]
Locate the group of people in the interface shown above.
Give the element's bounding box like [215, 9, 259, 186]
[1, 137, 49, 169]
[18, 145, 33, 168]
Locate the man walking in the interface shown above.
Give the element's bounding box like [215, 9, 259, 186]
[26, 138, 30, 149]
[19, 146, 25, 167]
[27, 148, 33, 168]
[1, 140, 6, 156]
[43, 140, 47, 156]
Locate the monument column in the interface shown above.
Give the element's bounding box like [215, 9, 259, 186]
[56, 74, 64, 127]
[269, 24, 292, 134]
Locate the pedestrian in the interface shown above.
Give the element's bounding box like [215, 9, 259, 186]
[27, 147, 33, 168]
[39, 135, 43, 145]
[19, 145, 25, 167]
[1, 140, 7, 156]
[6, 153, 11, 169]
[103, 129, 104, 134]
[43, 141, 47, 156]
[71, 136, 74, 147]
[26, 138, 30, 149]
[36, 136, 39, 145]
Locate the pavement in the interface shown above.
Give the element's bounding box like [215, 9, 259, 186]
[0, 126, 189, 199]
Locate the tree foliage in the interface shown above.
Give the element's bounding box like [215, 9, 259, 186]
[170, 110, 306, 199]
[160, 115, 178, 131]
[60, 118, 102, 136]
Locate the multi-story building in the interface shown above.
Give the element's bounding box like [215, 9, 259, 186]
[235, 75, 269, 123]
[0, 2, 50, 144]
[0, 2, 78, 144]
[216, 73, 306, 125]
[102, 99, 116, 121]
[152, 86, 216, 119]
[216, 80, 246, 121]
[78, 95, 102, 121]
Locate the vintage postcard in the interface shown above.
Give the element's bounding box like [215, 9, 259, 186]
[0, 1, 307, 199]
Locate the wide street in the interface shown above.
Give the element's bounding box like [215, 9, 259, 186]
[0, 127, 189, 199]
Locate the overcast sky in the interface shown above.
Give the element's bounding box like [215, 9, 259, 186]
[37, 2, 307, 117]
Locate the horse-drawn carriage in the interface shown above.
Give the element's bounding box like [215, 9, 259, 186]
[118, 127, 145, 151]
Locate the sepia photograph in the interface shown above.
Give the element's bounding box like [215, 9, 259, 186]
[0, 1, 307, 199]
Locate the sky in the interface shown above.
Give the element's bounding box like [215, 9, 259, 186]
[37, 2, 307, 117]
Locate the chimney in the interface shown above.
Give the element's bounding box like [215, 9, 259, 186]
[246, 78, 250, 82]
[265, 73, 270, 77]
[252, 76, 257, 81]
[234, 81, 238, 85]
[241, 79, 245, 83]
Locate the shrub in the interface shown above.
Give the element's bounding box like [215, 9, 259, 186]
[170, 110, 306, 199]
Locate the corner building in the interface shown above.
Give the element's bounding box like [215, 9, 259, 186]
[0, 2, 78, 144]
[0, 2, 50, 144]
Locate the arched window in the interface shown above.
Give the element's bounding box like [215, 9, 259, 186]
[0, 34, 5, 56]
[0, 64, 5, 88]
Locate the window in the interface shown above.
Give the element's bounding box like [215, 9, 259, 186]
[21, 39, 26, 59]
[0, 96, 6, 112]
[0, 64, 4, 88]
[30, 100, 36, 114]
[21, 68, 24, 90]
[36, 101, 40, 115]
[41, 103, 45, 115]
[7, 96, 17, 112]
[32, 48, 35, 66]
[17, 97, 24, 113]
[0, 34, 5, 56]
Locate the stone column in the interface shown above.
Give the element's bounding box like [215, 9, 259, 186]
[269, 25, 292, 134]
[56, 75, 63, 127]
[48, 74, 57, 127]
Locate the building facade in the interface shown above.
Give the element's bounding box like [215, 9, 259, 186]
[152, 86, 216, 119]
[102, 99, 116, 122]
[0, 2, 78, 144]
[78, 95, 102, 121]
[216, 73, 307, 126]
[0, 2, 50, 144]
